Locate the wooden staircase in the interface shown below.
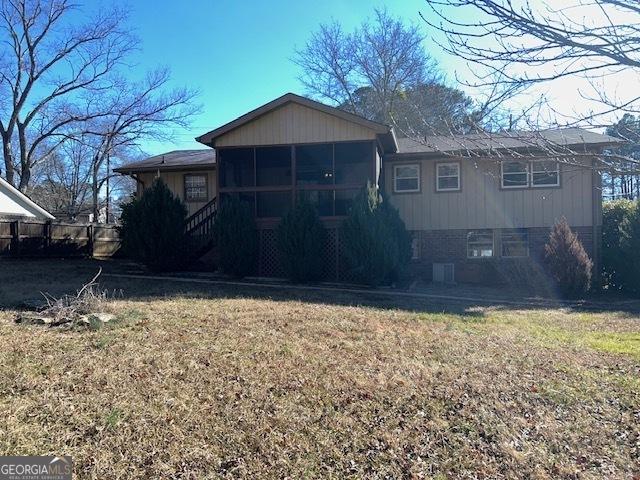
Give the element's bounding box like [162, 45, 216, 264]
[185, 197, 217, 260]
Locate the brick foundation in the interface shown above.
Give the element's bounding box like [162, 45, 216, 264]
[409, 226, 596, 285]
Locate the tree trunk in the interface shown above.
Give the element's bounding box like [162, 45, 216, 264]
[1, 131, 15, 186]
[17, 122, 29, 191]
[92, 160, 100, 222]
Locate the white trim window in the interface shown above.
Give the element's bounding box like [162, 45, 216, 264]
[184, 174, 208, 202]
[501, 230, 529, 258]
[531, 160, 560, 187]
[467, 230, 494, 258]
[436, 162, 461, 191]
[501, 161, 529, 188]
[393, 164, 420, 193]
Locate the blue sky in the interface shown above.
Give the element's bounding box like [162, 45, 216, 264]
[124, 0, 460, 155]
[119, 0, 630, 156]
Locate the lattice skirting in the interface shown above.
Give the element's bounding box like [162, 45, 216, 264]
[257, 227, 352, 281]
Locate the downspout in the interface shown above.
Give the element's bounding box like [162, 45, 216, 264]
[591, 153, 603, 286]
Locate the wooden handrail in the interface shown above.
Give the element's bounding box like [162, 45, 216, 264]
[185, 197, 217, 238]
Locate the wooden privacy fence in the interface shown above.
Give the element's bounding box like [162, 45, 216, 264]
[0, 220, 120, 258]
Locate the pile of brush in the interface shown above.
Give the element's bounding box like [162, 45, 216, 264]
[15, 268, 116, 329]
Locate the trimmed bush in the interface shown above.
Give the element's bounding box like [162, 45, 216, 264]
[544, 218, 593, 298]
[602, 199, 636, 290]
[276, 200, 327, 282]
[119, 179, 188, 272]
[620, 200, 640, 295]
[213, 196, 258, 278]
[341, 183, 412, 286]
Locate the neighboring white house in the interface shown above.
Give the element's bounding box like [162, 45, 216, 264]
[0, 176, 54, 220]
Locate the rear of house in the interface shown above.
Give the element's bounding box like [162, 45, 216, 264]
[116, 93, 621, 283]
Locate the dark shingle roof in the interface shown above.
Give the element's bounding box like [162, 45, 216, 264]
[396, 127, 623, 155]
[114, 149, 215, 173]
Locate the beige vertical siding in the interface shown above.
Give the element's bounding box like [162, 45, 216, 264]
[215, 102, 377, 147]
[137, 170, 217, 217]
[385, 157, 595, 230]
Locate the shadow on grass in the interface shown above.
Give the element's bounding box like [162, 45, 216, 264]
[1, 257, 639, 319]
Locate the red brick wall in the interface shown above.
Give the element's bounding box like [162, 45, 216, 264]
[409, 226, 595, 284]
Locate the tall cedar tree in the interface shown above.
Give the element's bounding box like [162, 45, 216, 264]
[119, 179, 188, 272]
[620, 200, 640, 295]
[276, 200, 328, 283]
[544, 218, 593, 298]
[342, 183, 412, 286]
[213, 196, 258, 278]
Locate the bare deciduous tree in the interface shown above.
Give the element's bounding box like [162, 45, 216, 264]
[294, 8, 444, 126]
[0, 0, 135, 190]
[81, 68, 199, 220]
[421, 0, 640, 124]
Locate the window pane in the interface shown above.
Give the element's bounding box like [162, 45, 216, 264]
[219, 148, 254, 188]
[396, 178, 419, 192]
[296, 144, 333, 185]
[503, 161, 528, 174]
[503, 173, 528, 187]
[467, 230, 494, 258]
[437, 164, 459, 177]
[532, 172, 559, 186]
[501, 230, 529, 257]
[257, 191, 291, 218]
[298, 190, 333, 216]
[438, 176, 459, 190]
[334, 142, 371, 184]
[335, 189, 360, 216]
[396, 165, 419, 179]
[256, 146, 292, 186]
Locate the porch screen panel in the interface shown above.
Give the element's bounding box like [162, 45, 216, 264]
[334, 142, 372, 184]
[219, 148, 255, 188]
[296, 144, 333, 185]
[298, 190, 334, 216]
[257, 191, 292, 218]
[335, 189, 360, 216]
[256, 146, 292, 186]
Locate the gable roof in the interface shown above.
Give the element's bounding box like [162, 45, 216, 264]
[0, 176, 54, 220]
[113, 150, 216, 174]
[195, 93, 398, 152]
[395, 127, 624, 156]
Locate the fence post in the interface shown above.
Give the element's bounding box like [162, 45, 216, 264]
[11, 220, 20, 257]
[44, 220, 52, 253]
[87, 224, 94, 257]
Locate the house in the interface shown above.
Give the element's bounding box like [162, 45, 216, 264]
[115, 93, 622, 283]
[0, 176, 55, 221]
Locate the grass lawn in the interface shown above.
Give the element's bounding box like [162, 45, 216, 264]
[0, 259, 638, 478]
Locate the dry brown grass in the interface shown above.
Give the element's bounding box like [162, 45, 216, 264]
[0, 260, 638, 478]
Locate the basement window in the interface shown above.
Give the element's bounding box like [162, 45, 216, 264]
[501, 230, 529, 258]
[467, 230, 494, 258]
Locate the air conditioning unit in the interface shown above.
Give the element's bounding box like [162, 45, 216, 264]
[433, 263, 455, 284]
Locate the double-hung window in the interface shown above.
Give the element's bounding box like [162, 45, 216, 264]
[531, 160, 560, 187]
[501, 230, 529, 258]
[467, 230, 494, 258]
[436, 162, 460, 191]
[501, 161, 529, 188]
[184, 174, 208, 202]
[393, 164, 420, 193]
